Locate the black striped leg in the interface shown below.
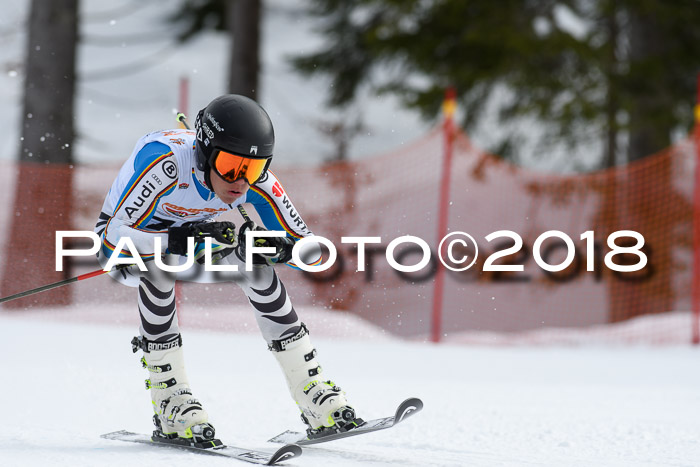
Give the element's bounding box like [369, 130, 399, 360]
[240, 268, 302, 344]
[138, 271, 179, 342]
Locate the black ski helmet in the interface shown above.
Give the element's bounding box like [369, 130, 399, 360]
[194, 94, 275, 188]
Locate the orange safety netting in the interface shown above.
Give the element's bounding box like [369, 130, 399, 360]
[0, 126, 697, 344]
[262, 128, 697, 343]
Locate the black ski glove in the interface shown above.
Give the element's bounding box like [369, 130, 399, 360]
[168, 221, 237, 256]
[235, 220, 295, 266]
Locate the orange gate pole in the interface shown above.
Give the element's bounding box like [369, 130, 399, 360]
[693, 72, 700, 345]
[431, 88, 456, 343]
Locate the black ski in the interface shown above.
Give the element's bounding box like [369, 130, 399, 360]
[268, 397, 423, 446]
[101, 430, 302, 465]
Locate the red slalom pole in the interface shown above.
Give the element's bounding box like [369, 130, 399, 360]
[693, 72, 700, 345]
[179, 76, 189, 118]
[0, 265, 122, 305]
[431, 88, 456, 343]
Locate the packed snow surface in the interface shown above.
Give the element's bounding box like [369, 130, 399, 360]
[1, 309, 699, 466]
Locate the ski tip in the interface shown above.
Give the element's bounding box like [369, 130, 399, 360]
[267, 430, 301, 444]
[101, 430, 132, 440]
[267, 444, 302, 465]
[394, 397, 424, 424]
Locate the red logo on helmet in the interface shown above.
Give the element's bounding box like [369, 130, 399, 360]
[272, 181, 284, 197]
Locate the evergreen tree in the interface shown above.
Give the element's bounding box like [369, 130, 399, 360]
[292, 0, 700, 166]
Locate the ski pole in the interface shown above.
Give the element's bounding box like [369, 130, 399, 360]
[237, 204, 252, 223]
[0, 263, 135, 305]
[177, 112, 190, 130]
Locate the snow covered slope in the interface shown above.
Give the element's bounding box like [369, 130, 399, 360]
[1, 311, 698, 466]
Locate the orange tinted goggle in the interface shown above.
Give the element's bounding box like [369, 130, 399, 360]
[212, 150, 268, 184]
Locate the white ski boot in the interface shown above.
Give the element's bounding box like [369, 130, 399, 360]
[132, 335, 217, 445]
[270, 325, 363, 437]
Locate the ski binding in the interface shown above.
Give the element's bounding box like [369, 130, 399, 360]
[268, 397, 423, 446]
[102, 430, 301, 465]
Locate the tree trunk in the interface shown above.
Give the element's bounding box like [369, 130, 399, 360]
[227, 0, 261, 99]
[1, 0, 78, 309]
[607, 6, 672, 322]
[627, 8, 670, 163]
[20, 0, 78, 165]
[602, 1, 619, 170]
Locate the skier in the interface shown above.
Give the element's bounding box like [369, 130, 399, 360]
[95, 94, 360, 445]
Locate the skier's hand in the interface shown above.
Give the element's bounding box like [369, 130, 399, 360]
[168, 221, 237, 256]
[235, 220, 294, 267]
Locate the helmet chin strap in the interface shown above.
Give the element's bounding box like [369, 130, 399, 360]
[194, 140, 215, 191]
[203, 166, 214, 191]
